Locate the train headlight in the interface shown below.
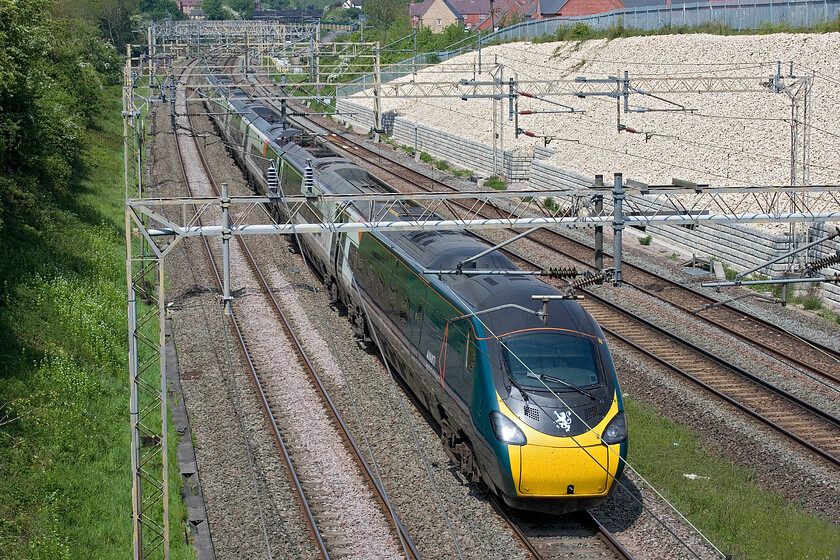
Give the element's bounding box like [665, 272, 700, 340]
[601, 411, 627, 445]
[490, 410, 527, 446]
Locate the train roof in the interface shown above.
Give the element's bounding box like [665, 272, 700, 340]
[208, 89, 600, 337]
[463, 275, 596, 338]
[277, 134, 590, 333]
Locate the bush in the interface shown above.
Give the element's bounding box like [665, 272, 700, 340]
[485, 176, 507, 190]
[639, 235, 653, 246]
[802, 294, 822, 310]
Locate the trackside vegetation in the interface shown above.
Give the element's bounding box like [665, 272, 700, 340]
[623, 398, 840, 559]
[0, 1, 190, 557]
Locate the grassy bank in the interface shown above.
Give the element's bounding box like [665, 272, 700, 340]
[624, 398, 840, 559]
[0, 87, 191, 559]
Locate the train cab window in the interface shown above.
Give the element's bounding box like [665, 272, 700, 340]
[501, 331, 601, 390]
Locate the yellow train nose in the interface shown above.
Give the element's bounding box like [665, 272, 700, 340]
[519, 443, 610, 496]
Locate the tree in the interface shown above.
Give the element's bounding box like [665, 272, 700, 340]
[140, 0, 188, 21]
[362, 0, 405, 41]
[0, 0, 119, 232]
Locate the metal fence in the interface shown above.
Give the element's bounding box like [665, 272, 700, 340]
[336, 0, 840, 96]
[493, 0, 840, 40]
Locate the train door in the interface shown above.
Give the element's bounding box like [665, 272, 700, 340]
[443, 319, 472, 415]
[337, 226, 361, 295]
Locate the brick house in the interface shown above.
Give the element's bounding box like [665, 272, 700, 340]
[409, 0, 492, 32]
[178, 0, 201, 14]
[410, 0, 539, 32]
[532, 0, 627, 18]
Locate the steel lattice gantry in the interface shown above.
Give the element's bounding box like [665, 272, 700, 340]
[124, 46, 171, 560]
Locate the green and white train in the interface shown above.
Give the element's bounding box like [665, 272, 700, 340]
[204, 74, 627, 512]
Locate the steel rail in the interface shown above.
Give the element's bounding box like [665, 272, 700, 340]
[489, 495, 634, 560]
[586, 510, 636, 560]
[580, 290, 840, 469]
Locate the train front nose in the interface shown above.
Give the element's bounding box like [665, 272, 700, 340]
[517, 442, 611, 496]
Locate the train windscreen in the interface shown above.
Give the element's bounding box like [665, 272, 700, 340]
[501, 330, 601, 390]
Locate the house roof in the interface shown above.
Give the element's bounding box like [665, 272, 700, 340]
[410, 0, 492, 19]
[473, 0, 537, 29]
[408, 0, 435, 17]
[447, 0, 493, 15]
[537, 0, 570, 15]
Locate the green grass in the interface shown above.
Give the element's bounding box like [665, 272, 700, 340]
[419, 151, 455, 171]
[0, 86, 192, 559]
[534, 14, 840, 46]
[802, 294, 823, 310]
[484, 175, 507, 191]
[639, 235, 652, 246]
[625, 398, 840, 560]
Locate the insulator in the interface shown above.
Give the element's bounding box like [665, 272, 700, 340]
[802, 252, 840, 274]
[570, 270, 606, 289]
[547, 266, 577, 279]
[523, 131, 536, 137]
[519, 110, 535, 115]
[520, 92, 535, 98]
[266, 162, 278, 195]
[304, 160, 315, 195]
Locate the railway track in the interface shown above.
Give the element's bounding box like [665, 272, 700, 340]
[177, 62, 419, 559]
[497, 506, 633, 560]
[581, 292, 840, 468]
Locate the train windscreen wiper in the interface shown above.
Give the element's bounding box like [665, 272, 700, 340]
[504, 369, 531, 402]
[525, 371, 596, 400]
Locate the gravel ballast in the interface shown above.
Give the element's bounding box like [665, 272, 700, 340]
[356, 33, 840, 190]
